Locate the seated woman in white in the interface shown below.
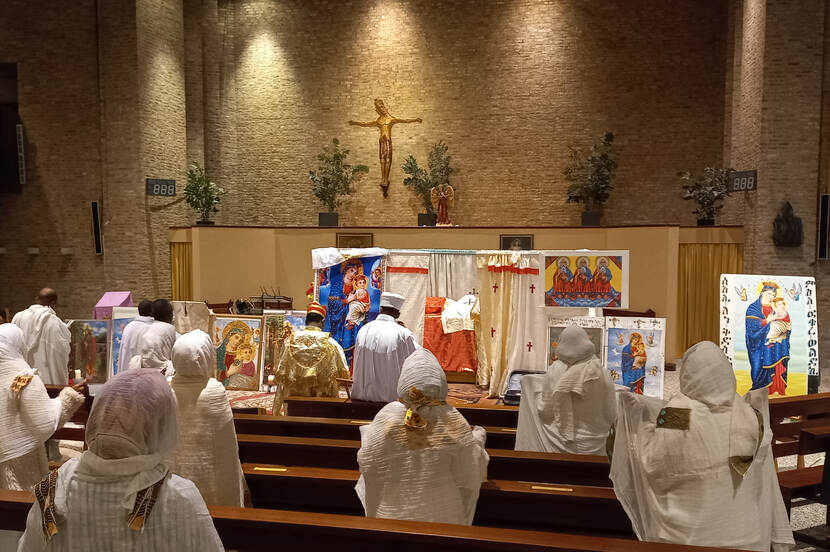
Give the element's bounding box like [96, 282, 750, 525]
[610, 341, 794, 551]
[515, 325, 615, 455]
[170, 329, 245, 507]
[356, 348, 488, 525]
[17, 370, 224, 551]
[128, 321, 176, 376]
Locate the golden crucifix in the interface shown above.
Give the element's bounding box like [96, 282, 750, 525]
[348, 99, 422, 197]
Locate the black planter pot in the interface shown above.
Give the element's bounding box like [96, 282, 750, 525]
[318, 212, 339, 227]
[581, 211, 601, 227]
[195, 220, 215, 226]
[697, 218, 715, 227]
[418, 213, 437, 226]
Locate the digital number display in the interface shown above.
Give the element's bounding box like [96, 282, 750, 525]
[728, 170, 757, 193]
[145, 178, 176, 196]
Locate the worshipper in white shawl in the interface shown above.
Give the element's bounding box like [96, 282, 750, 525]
[116, 300, 155, 372]
[352, 292, 418, 402]
[170, 329, 245, 507]
[609, 341, 794, 551]
[356, 348, 489, 525]
[515, 325, 615, 455]
[128, 320, 176, 377]
[12, 288, 70, 386]
[17, 369, 224, 551]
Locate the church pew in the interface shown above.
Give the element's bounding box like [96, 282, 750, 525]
[0, 489, 745, 552]
[284, 396, 520, 427]
[242, 463, 632, 537]
[233, 413, 518, 449]
[236, 434, 612, 486]
[768, 392, 830, 458]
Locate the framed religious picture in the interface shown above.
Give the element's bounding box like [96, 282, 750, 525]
[67, 320, 109, 386]
[500, 234, 534, 251]
[604, 317, 665, 399]
[108, 306, 139, 378]
[719, 274, 817, 397]
[541, 250, 630, 308]
[546, 316, 605, 367]
[337, 233, 374, 249]
[213, 315, 264, 390]
[260, 309, 306, 391]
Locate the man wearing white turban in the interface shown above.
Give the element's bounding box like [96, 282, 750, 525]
[170, 330, 245, 507]
[128, 321, 176, 376]
[609, 341, 794, 551]
[356, 348, 489, 525]
[515, 325, 615, 455]
[17, 370, 224, 551]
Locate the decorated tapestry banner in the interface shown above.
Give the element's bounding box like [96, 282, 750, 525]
[605, 317, 665, 399]
[213, 315, 263, 390]
[546, 316, 605, 367]
[719, 274, 817, 397]
[261, 310, 306, 391]
[541, 250, 629, 308]
[316, 255, 384, 366]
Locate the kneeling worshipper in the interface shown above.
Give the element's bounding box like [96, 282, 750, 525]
[16, 370, 224, 551]
[0, 324, 86, 550]
[609, 341, 793, 551]
[356, 348, 489, 525]
[128, 320, 176, 376]
[515, 325, 615, 454]
[352, 292, 418, 403]
[271, 302, 349, 414]
[170, 329, 245, 507]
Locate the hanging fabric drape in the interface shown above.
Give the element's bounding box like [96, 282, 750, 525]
[385, 253, 430, 344]
[677, 243, 743, 351]
[476, 253, 515, 396]
[170, 243, 193, 301]
[429, 253, 478, 299]
[505, 254, 545, 390]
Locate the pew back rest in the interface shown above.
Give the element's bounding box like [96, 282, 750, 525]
[769, 392, 830, 457]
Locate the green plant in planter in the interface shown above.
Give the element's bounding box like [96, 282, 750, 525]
[564, 132, 617, 219]
[678, 167, 734, 221]
[184, 162, 225, 224]
[310, 138, 369, 213]
[402, 141, 456, 214]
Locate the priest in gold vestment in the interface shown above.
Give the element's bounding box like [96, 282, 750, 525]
[271, 302, 350, 414]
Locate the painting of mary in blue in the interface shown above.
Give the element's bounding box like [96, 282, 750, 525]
[745, 283, 790, 395]
[620, 332, 646, 394]
[318, 256, 383, 366]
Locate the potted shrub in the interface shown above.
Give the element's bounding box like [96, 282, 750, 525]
[679, 167, 733, 226]
[184, 162, 225, 225]
[564, 132, 617, 226]
[310, 138, 368, 227]
[402, 141, 456, 226]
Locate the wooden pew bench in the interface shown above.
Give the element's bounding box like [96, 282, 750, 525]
[236, 434, 611, 486]
[242, 462, 631, 537]
[0, 489, 747, 552]
[285, 396, 519, 428]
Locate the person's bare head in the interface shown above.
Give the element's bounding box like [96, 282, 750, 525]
[137, 300, 153, 317]
[36, 288, 58, 308]
[380, 306, 400, 319]
[152, 298, 174, 325]
[374, 98, 388, 116]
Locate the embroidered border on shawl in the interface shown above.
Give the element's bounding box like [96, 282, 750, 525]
[127, 478, 165, 532]
[34, 469, 60, 539]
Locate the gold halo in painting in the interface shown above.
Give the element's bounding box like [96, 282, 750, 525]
[596, 256, 609, 267]
[576, 256, 590, 267]
[557, 257, 569, 267]
[221, 320, 253, 342]
[755, 280, 782, 297]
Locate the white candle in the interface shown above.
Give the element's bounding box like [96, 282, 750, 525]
[268, 375, 275, 384]
[74, 369, 81, 381]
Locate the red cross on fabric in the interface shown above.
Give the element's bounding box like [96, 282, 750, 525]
[526, 342, 533, 352]
[492, 283, 499, 293]
[490, 328, 496, 338]
[529, 284, 535, 294]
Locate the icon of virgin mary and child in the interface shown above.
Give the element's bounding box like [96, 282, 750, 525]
[745, 282, 791, 396]
[216, 321, 258, 389]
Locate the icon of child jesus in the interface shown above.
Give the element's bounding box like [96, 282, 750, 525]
[346, 274, 371, 329]
[227, 343, 257, 388]
[766, 297, 792, 345]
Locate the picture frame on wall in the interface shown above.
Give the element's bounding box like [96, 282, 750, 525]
[500, 234, 534, 251]
[336, 233, 374, 249]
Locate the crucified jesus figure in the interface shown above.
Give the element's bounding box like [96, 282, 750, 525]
[348, 99, 421, 197]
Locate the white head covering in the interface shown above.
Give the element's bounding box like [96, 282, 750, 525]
[134, 322, 176, 370]
[380, 292, 405, 311]
[78, 370, 177, 509]
[172, 329, 214, 380]
[679, 340, 738, 410]
[396, 348, 448, 429]
[0, 323, 25, 361]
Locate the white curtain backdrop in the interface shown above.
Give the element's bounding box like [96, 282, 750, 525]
[504, 254, 546, 394]
[429, 253, 478, 300]
[385, 253, 430, 344]
[476, 253, 514, 396]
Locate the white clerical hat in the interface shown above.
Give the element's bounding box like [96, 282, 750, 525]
[380, 292, 405, 310]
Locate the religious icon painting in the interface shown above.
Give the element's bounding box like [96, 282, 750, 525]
[719, 274, 817, 397]
[546, 316, 605, 366]
[67, 320, 109, 385]
[108, 306, 138, 378]
[213, 315, 263, 390]
[316, 254, 385, 366]
[260, 310, 307, 391]
[541, 250, 629, 308]
[604, 317, 665, 399]
[500, 234, 534, 251]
